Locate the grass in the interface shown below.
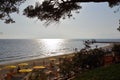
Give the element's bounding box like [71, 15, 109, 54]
[74, 63, 120, 80]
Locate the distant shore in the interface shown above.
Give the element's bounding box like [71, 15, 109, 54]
[95, 41, 120, 43]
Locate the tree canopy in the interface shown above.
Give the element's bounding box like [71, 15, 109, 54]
[23, 0, 120, 25]
[0, 0, 26, 24]
[0, 0, 120, 26]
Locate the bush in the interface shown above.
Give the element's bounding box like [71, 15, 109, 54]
[59, 48, 105, 79]
[112, 44, 120, 56]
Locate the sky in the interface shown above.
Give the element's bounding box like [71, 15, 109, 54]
[0, 0, 120, 39]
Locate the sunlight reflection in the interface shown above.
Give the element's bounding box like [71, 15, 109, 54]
[37, 39, 64, 52]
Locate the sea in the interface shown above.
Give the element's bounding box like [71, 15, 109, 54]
[0, 39, 119, 65]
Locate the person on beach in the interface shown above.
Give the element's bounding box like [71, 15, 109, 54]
[75, 48, 78, 52]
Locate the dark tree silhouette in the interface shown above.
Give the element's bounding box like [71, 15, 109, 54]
[0, 0, 26, 24]
[23, 0, 81, 25]
[0, 0, 120, 25]
[23, 0, 120, 25]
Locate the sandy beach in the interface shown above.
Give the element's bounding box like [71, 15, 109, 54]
[0, 52, 74, 66]
[0, 52, 77, 80]
[0, 52, 75, 74]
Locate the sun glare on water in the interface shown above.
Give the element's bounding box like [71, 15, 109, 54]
[37, 39, 64, 52]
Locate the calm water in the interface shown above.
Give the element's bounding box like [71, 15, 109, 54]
[0, 39, 111, 64]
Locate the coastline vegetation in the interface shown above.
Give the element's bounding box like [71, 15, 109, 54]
[59, 43, 120, 80]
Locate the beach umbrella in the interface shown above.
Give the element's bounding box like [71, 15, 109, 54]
[49, 58, 56, 61]
[19, 69, 32, 73]
[4, 65, 17, 69]
[33, 66, 46, 69]
[18, 63, 28, 66]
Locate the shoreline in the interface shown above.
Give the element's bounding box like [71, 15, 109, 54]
[95, 41, 120, 43]
[0, 52, 74, 66]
